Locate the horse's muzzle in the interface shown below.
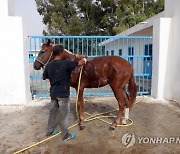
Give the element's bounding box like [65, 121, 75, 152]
[33, 60, 42, 70]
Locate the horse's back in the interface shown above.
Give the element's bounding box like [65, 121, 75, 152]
[87, 56, 132, 72]
[88, 56, 129, 64]
[77, 56, 133, 88]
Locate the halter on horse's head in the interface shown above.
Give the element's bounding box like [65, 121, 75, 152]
[33, 39, 54, 70]
[34, 39, 81, 70]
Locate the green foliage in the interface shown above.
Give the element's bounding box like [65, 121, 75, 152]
[35, 0, 164, 35]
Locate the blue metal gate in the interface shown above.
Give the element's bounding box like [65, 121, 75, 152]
[29, 36, 152, 98]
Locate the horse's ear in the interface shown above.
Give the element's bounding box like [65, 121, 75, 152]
[47, 39, 51, 46]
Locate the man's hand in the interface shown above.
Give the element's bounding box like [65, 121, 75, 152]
[42, 76, 46, 80]
[78, 58, 87, 66]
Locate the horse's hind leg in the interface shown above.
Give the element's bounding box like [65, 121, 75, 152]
[121, 91, 130, 125]
[109, 87, 125, 130]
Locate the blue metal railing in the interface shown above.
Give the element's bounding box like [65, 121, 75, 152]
[29, 36, 152, 98]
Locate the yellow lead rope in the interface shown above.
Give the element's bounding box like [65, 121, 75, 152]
[76, 66, 84, 119]
[14, 109, 134, 154]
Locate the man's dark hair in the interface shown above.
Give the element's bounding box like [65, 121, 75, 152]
[53, 45, 64, 56]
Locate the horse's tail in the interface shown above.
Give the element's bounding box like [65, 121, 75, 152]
[128, 71, 137, 108]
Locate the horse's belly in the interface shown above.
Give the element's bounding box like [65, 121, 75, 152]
[85, 78, 108, 88]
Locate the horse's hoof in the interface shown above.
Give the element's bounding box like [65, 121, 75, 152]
[108, 126, 115, 130]
[79, 125, 85, 130]
[121, 119, 127, 125]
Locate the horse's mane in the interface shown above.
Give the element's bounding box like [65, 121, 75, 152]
[63, 49, 77, 61]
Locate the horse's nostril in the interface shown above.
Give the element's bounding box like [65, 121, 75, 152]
[34, 64, 37, 70]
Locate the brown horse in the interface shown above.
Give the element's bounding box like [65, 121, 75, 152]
[33, 39, 137, 130]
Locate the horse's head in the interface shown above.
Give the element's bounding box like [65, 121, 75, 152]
[33, 39, 54, 70]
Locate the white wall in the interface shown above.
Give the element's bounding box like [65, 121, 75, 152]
[0, 0, 14, 16]
[152, 0, 180, 101]
[14, 0, 45, 36]
[0, 0, 31, 104]
[151, 18, 172, 99]
[163, 0, 180, 101]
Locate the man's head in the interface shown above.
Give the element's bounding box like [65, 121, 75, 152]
[53, 45, 64, 59]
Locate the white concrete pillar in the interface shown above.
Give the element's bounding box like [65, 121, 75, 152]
[151, 18, 172, 99]
[0, 0, 14, 16]
[163, 0, 180, 101]
[0, 0, 31, 104]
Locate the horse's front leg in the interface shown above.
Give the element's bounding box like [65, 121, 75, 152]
[77, 87, 85, 130]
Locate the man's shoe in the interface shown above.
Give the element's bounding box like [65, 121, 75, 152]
[63, 133, 76, 141]
[46, 129, 59, 136]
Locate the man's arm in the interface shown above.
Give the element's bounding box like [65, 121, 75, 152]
[67, 61, 78, 71]
[42, 66, 48, 80]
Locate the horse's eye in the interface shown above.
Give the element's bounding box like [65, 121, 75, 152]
[41, 51, 45, 54]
